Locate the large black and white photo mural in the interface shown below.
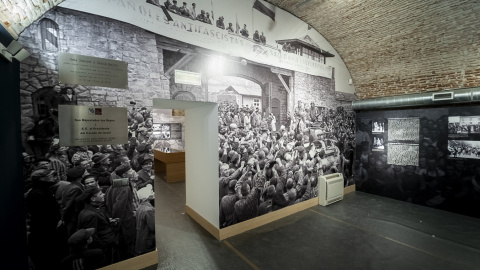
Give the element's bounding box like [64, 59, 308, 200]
[18, 0, 355, 268]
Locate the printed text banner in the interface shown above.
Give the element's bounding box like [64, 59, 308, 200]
[60, 0, 332, 78]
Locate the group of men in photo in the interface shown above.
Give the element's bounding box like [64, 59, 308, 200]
[24, 101, 156, 270]
[217, 101, 355, 228]
[147, 0, 268, 45]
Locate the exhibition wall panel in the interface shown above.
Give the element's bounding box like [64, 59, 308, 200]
[0, 25, 29, 270]
[18, 1, 356, 269]
[355, 105, 480, 219]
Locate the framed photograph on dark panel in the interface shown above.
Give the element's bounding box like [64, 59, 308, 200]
[387, 143, 419, 166]
[388, 117, 420, 143]
[372, 118, 385, 133]
[372, 134, 385, 151]
[447, 140, 480, 159]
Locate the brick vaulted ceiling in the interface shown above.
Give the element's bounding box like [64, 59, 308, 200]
[2, 0, 480, 99]
[266, 0, 480, 99]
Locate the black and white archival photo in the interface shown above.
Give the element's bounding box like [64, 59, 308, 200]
[387, 143, 419, 166]
[17, 0, 357, 268]
[448, 116, 480, 138]
[372, 118, 385, 133]
[388, 117, 420, 142]
[447, 140, 480, 159]
[372, 134, 385, 151]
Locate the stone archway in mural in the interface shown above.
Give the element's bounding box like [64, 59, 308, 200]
[162, 46, 292, 126]
[207, 75, 263, 112]
[172, 91, 196, 101]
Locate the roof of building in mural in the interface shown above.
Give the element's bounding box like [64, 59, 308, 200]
[275, 35, 334, 57]
[224, 85, 261, 97]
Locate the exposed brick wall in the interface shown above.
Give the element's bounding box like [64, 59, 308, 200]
[267, 0, 480, 99]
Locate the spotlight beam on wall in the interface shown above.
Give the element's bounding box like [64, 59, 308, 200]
[0, 40, 30, 62]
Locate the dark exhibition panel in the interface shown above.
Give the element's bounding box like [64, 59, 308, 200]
[355, 105, 480, 219]
[0, 25, 29, 269]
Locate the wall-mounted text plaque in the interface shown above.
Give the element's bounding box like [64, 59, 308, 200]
[58, 52, 128, 89]
[59, 105, 128, 146]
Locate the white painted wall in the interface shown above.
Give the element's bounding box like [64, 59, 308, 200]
[153, 98, 220, 228]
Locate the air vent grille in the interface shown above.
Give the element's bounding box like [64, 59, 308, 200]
[432, 92, 454, 101]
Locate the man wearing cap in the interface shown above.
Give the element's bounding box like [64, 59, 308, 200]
[79, 158, 93, 173]
[257, 185, 275, 215]
[253, 30, 260, 43]
[112, 154, 132, 173]
[233, 181, 260, 222]
[205, 12, 212, 24]
[294, 177, 313, 203]
[90, 153, 112, 191]
[61, 166, 86, 236]
[219, 161, 245, 203]
[111, 157, 140, 188]
[179, 1, 189, 16]
[82, 174, 99, 189]
[60, 228, 106, 270]
[106, 164, 138, 260]
[137, 126, 149, 143]
[77, 186, 117, 263]
[260, 32, 266, 45]
[216, 16, 225, 29]
[240, 24, 249, 38]
[137, 157, 154, 189]
[196, 9, 207, 22]
[135, 184, 155, 254]
[131, 143, 150, 171]
[251, 108, 260, 129]
[168, 0, 179, 13]
[109, 144, 127, 170]
[26, 168, 63, 270]
[163, 0, 171, 9]
[219, 180, 238, 228]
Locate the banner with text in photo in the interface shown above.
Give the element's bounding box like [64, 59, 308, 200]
[60, 0, 334, 79]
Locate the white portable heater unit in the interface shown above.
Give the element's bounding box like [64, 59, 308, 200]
[318, 173, 344, 206]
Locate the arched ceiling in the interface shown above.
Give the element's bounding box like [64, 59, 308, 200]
[2, 0, 480, 99]
[266, 0, 480, 99]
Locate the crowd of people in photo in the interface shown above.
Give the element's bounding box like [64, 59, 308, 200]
[354, 115, 480, 218]
[448, 122, 480, 134]
[217, 101, 355, 228]
[23, 95, 157, 270]
[147, 0, 268, 45]
[23, 85, 358, 265]
[448, 141, 480, 158]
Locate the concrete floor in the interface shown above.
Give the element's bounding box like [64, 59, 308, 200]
[149, 175, 480, 270]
